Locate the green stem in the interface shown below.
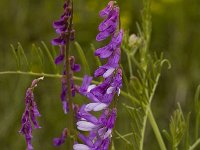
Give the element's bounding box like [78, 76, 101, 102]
[115, 130, 131, 145]
[115, 132, 133, 140]
[0, 71, 62, 78]
[189, 138, 200, 150]
[0, 70, 140, 104]
[148, 109, 167, 150]
[140, 73, 160, 149]
[195, 113, 200, 139]
[126, 52, 133, 78]
[65, 0, 76, 148]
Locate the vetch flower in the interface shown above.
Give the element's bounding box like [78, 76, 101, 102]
[74, 108, 116, 150]
[53, 128, 68, 146]
[96, 3, 119, 41]
[60, 70, 69, 114]
[94, 46, 121, 78]
[95, 30, 123, 59]
[70, 56, 81, 72]
[73, 133, 110, 150]
[54, 46, 65, 65]
[19, 77, 44, 150]
[106, 68, 122, 96]
[52, 0, 75, 64]
[99, 1, 115, 18]
[60, 64, 78, 114]
[79, 75, 94, 96]
[77, 105, 99, 124]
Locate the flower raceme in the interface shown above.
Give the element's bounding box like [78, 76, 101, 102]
[52, 0, 75, 64]
[51, 0, 80, 114]
[61, 56, 80, 114]
[74, 1, 123, 149]
[51, 0, 80, 148]
[19, 77, 44, 150]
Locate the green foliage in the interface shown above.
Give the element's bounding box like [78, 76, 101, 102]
[118, 1, 170, 149]
[122, 49, 170, 150]
[0, 0, 200, 149]
[194, 85, 200, 140]
[162, 85, 200, 150]
[10, 42, 59, 74]
[163, 104, 186, 150]
[74, 41, 91, 75]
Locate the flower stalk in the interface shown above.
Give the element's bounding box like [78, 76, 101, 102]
[52, 0, 79, 148]
[19, 77, 44, 150]
[64, 0, 78, 147]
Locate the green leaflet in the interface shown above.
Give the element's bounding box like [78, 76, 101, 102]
[17, 42, 30, 70]
[32, 44, 44, 71]
[194, 85, 200, 139]
[90, 43, 102, 67]
[115, 130, 131, 145]
[10, 44, 20, 70]
[41, 41, 58, 73]
[162, 85, 200, 150]
[120, 64, 130, 94]
[74, 41, 91, 75]
[163, 104, 186, 150]
[9, 42, 60, 74]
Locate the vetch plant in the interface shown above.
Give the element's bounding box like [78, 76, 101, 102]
[52, 0, 80, 115]
[0, 0, 200, 150]
[74, 2, 123, 149]
[19, 77, 44, 150]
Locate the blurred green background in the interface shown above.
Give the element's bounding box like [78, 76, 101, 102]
[0, 0, 200, 149]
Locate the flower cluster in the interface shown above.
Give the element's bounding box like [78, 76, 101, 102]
[52, 0, 75, 63]
[52, 0, 80, 114]
[51, 0, 80, 147]
[74, 1, 123, 149]
[61, 56, 80, 114]
[19, 77, 44, 150]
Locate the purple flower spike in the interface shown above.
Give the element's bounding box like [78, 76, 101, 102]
[96, 4, 119, 41]
[52, 0, 76, 65]
[53, 128, 68, 146]
[52, 1, 80, 115]
[19, 77, 44, 150]
[74, 1, 123, 149]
